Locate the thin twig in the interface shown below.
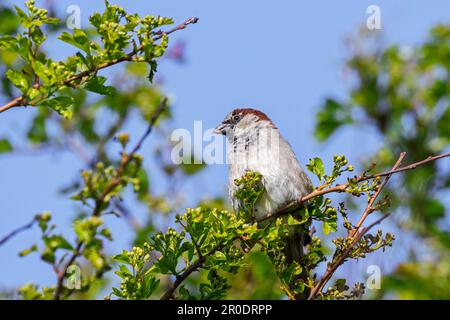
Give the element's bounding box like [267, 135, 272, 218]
[0, 17, 198, 114]
[307, 152, 406, 300]
[62, 18, 198, 87]
[177, 220, 203, 258]
[257, 152, 450, 224]
[92, 98, 168, 217]
[366, 152, 450, 179]
[160, 242, 226, 300]
[309, 226, 317, 238]
[53, 241, 83, 300]
[0, 97, 26, 113]
[0, 217, 38, 247]
[53, 98, 168, 300]
[307, 214, 390, 300]
[349, 152, 406, 238]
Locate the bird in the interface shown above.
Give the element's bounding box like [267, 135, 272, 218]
[214, 108, 313, 295]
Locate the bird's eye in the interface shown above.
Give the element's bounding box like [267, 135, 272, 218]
[233, 114, 241, 122]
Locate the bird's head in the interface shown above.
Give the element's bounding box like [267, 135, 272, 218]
[214, 108, 275, 137]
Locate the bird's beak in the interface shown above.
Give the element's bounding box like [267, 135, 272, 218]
[214, 123, 227, 135]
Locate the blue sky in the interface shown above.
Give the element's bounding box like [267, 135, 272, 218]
[0, 0, 449, 293]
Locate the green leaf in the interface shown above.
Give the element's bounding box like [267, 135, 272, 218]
[335, 278, 348, 291]
[213, 251, 227, 261]
[315, 99, 352, 141]
[37, 212, 51, 232]
[142, 276, 159, 298]
[178, 286, 191, 299]
[111, 287, 122, 298]
[306, 157, 325, 181]
[38, 96, 74, 119]
[6, 69, 29, 92]
[136, 169, 149, 200]
[436, 106, 450, 140]
[14, 6, 29, 25]
[28, 110, 49, 144]
[41, 248, 55, 264]
[153, 34, 168, 58]
[84, 248, 105, 269]
[58, 31, 77, 46]
[322, 220, 337, 235]
[73, 217, 103, 243]
[0, 35, 18, 50]
[147, 60, 157, 82]
[281, 263, 296, 285]
[113, 253, 131, 265]
[58, 29, 91, 53]
[423, 198, 445, 221]
[179, 163, 207, 175]
[27, 87, 40, 100]
[0, 8, 20, 34]
[19, 245, 38, 257]
[42, 17, 60, 25]
[114, 265, 132, 280]
[19, 284, 43, 300]
[43, 235, 74, 251]
[0, 139, 13, 154]
[30, 25, 46, 46]
[287, 215, 304, 226]
[100, 228, 113, 241]
[32, 61, 49, 84]
[17, 35, 32, 62]
[84, 76, 115, 96]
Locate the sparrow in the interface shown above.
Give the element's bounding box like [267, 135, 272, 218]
[214, 108, 313, 271]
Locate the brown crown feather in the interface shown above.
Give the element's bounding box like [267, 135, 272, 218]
[232, 108, 273, 123]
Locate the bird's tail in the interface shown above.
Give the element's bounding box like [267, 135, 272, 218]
[285, 227, 304, 264]
[285, 227, 310, 299]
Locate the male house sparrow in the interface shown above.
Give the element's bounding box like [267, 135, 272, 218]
[214, 108, 313, 266]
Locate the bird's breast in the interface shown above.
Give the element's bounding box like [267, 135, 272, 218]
[227, 127, 312, 218]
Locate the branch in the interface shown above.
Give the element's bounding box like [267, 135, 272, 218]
[147, 151, 448, 300]
[0, 17, 198, 114]
[92, 98, 168, 217]
[349, 152, 406, 237]
[0, 217, 38, 247]
[307, 214, 389, 300]
[257, 152, 450, 224]
[160, 242, 226, 300]
[0, 96, 26, 113]
[53, 241, 83, 300]
[62, 18, 199, 87]
[146, 151, 449, 300]
[53, 98, 168, 300]
[250, 151, 449, 298]
[367, 153, 450, 178]
[160, 256, 205, 300]
[307, 152, 406, 300]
